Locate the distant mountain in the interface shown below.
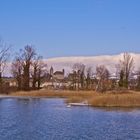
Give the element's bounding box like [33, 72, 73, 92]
[4, 53, 140, 76]
[46, 53, 140, 74]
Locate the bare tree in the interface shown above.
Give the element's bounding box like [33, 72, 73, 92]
[96, 65, 110, 92]
[21, 45, 36, 90]
[31, 56, 41, 89]
[0, 39, 11, 94]
[136, 69, 140, 90]
[70, 70, 77, 90]
[31, 55, 47, 89]
[73, 63, 85, 90]
[86, 67, 92, 90]
[11, 55, 23, 90]
[0, 39, 11, 83]
[118, 53, 134, 88]
[12, 45, 47, 91]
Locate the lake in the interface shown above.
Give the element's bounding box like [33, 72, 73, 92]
[0, 98, 140, 140]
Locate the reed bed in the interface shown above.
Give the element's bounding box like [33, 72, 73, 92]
[10, 90, 140, 107]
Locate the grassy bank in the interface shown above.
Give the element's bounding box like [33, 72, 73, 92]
[88, 93, 140, 107]
[9, 90, 140, 107]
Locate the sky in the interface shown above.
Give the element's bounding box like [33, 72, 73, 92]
[0, 0, 140, 58]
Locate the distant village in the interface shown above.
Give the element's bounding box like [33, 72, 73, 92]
[2, 61, 140, 93]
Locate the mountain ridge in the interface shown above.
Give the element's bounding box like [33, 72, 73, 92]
[4, 53, 140, 76]
[45, 53, 140, 74]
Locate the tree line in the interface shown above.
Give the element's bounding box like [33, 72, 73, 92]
[0, 40, 47, 92]
[11, 45, 47, 91]
[68, 53, 137, 92]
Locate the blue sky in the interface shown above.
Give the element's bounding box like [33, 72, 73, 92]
[0, 0, 140, 58]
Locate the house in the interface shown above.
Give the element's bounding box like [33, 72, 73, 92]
[41, 67, 66, 89]
[50, 66, 65, 81]
[53, 70, 65, 81]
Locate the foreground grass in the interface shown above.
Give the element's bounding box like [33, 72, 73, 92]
[9, 90, 140, 107]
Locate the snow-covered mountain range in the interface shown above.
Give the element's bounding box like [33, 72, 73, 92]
[4, 53, 140, 76]
[46, 53, 140, 74]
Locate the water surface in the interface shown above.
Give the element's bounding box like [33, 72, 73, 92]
[0, 98, 140, 140]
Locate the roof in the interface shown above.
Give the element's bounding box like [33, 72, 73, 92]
[54, 71, 64, 75]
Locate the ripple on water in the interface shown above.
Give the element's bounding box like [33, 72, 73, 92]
[0, 98, 140, 140]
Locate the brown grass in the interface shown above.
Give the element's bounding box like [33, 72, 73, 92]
[10, 90, 94, 98]
[9, 89, 140, 107]
[89, 93, 140, 107]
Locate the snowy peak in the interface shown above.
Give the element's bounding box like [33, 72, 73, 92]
[46, 53, 140, 73]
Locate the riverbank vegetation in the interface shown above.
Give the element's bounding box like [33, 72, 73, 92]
[9, 90, 140, 107]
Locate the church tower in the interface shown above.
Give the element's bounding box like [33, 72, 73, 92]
[50, 66, 54, 76]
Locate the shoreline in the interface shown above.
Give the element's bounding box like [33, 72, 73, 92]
[1, 90, 140, 107]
